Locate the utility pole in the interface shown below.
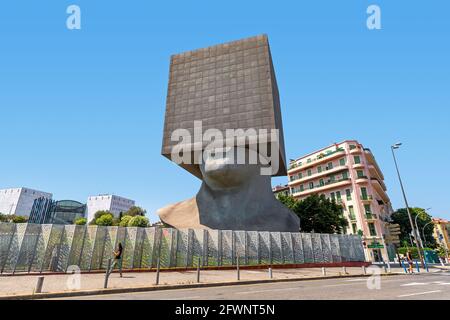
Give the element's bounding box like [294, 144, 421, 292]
[391, 143, 424, 267]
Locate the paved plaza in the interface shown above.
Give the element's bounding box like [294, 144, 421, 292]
[1, 265, 447, 298]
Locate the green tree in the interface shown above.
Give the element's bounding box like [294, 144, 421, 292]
[119, 215, 133, 227]
[89, 210, 113, 225]
[12, 215, 28, 223]
[391, 207, 436, 248]
[0, 213, 7, 222]
[128, 216, 149, 228]
[95, 214, 114, 226]
[278, 194, 348, 234]
[123, 206, 146, 217]
[74, 217, 87, 225]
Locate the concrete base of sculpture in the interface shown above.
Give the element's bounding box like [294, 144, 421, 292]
[158, 147, 300, 232]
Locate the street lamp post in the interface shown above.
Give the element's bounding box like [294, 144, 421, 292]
[414, 207, 431, 249]
[391, 143, 424, 267]
[422, 221, 433, 247]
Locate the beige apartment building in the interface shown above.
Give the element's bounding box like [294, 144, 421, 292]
[287, 140, 394, 262]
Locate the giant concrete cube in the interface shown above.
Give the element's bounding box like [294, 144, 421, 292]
[162, 34, 287, 178]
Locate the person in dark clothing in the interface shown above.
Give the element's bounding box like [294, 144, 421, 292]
[406, 250, 414, 274]
[108, 242, 123, 277]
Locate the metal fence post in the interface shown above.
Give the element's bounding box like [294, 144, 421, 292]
[269, 267, 273, 279]
[342, 266, 347, 274]
[104, 258, 112, 289]
[236, 255, 240, 281]
[362, 266, 366, 275]
[322, 267, 326, 276]
[196, 257, 201, 283]
[155, 258, 161, 285]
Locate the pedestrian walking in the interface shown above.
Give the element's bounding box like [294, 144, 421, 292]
[406, 250, 414, 274]
[108, 242, 123, 278]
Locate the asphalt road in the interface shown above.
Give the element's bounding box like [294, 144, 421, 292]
[61, 271, 450, 300]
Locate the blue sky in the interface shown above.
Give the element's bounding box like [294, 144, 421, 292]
[0, 1, 449, 222]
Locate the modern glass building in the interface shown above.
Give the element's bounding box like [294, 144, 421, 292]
[29, 198, 86, 225]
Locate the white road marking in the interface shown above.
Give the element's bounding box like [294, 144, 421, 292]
[164, 296, 201, 300]
[401, 282, 429, 287]
[398, 290, 442, 298]
[236, 287, 298, 295]
[345, 279, 369, 282]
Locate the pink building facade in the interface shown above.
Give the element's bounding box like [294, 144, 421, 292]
[287, 140, 394, 262]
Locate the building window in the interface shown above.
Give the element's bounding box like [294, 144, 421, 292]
[364, 204, 372, 215]
[350, 145, 357, 150]
[329, 175, 335, 182]
[357, 170, 364, 178]
[307, 169, 312, 177]
[317, 166, 322, 173]
[368, 223, 377, 236]
[309, 182, 314, 190]
[349, 206, 355, 219]
[328, 162, 333, 170]
[361, 187, 368, 200]
[336, 191, 342, 200]
[319, 179, 325, 186]
[342, 171, 349, 180]
[346, 189, 352, 200]
[300, 185, 304, 192]
[354, 156, 361, 164]
[299, 172, 303, 179]
[339, 158, 346, 166]
[352, 223, 357, 234]
[307, 158, 311, 163]
[330, 192, 336, 200]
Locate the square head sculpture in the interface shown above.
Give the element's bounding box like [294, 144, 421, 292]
[162, 34, 287, 178]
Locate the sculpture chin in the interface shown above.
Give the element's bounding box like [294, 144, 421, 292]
[157, 147, 300, 232]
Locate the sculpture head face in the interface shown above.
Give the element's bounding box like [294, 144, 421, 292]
[199, 146, 263, 190]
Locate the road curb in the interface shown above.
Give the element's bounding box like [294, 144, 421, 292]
[0, 272, 405, 300]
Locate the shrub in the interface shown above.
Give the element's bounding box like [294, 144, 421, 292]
[95, 214, 114, 226]
[12, 215, 28, 223]
[74, 218, 87, 225]
[119, 215, 133, 227]
[128, 216, 149, 228]
[89, 210, 113, 225]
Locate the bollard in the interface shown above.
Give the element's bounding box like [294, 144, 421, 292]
[236, 256, 240, 281]
[155, 258, 161, 285]
[104, 258, 112, 289]
[342, 266, 347, 274]
[383, 264, 387, 274]
[415, 260, 420, 273]
[362, 266, 367, 275]
[322, 267, 326, 276]
[35, 276, 45, 294]
[269, 267, 273, 279]
[423, 259, 429, 273]
[196, 257, 201, 283]
[387, 261, 391, 273]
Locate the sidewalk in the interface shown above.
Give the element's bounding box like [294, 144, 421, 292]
[0, 265, 428, 299]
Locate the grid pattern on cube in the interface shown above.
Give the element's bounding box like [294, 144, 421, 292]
[321, 234, 333, 264]
[161, 35, 287, 178]
[311, 233, 325, 263]
[0, 223, 15, 273]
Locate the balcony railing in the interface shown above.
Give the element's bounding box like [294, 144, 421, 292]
[289, 147, 345, 170]
[292, 178, 351, 195]
[365, 214, 377, 220]
[361, 195, 373, 201]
